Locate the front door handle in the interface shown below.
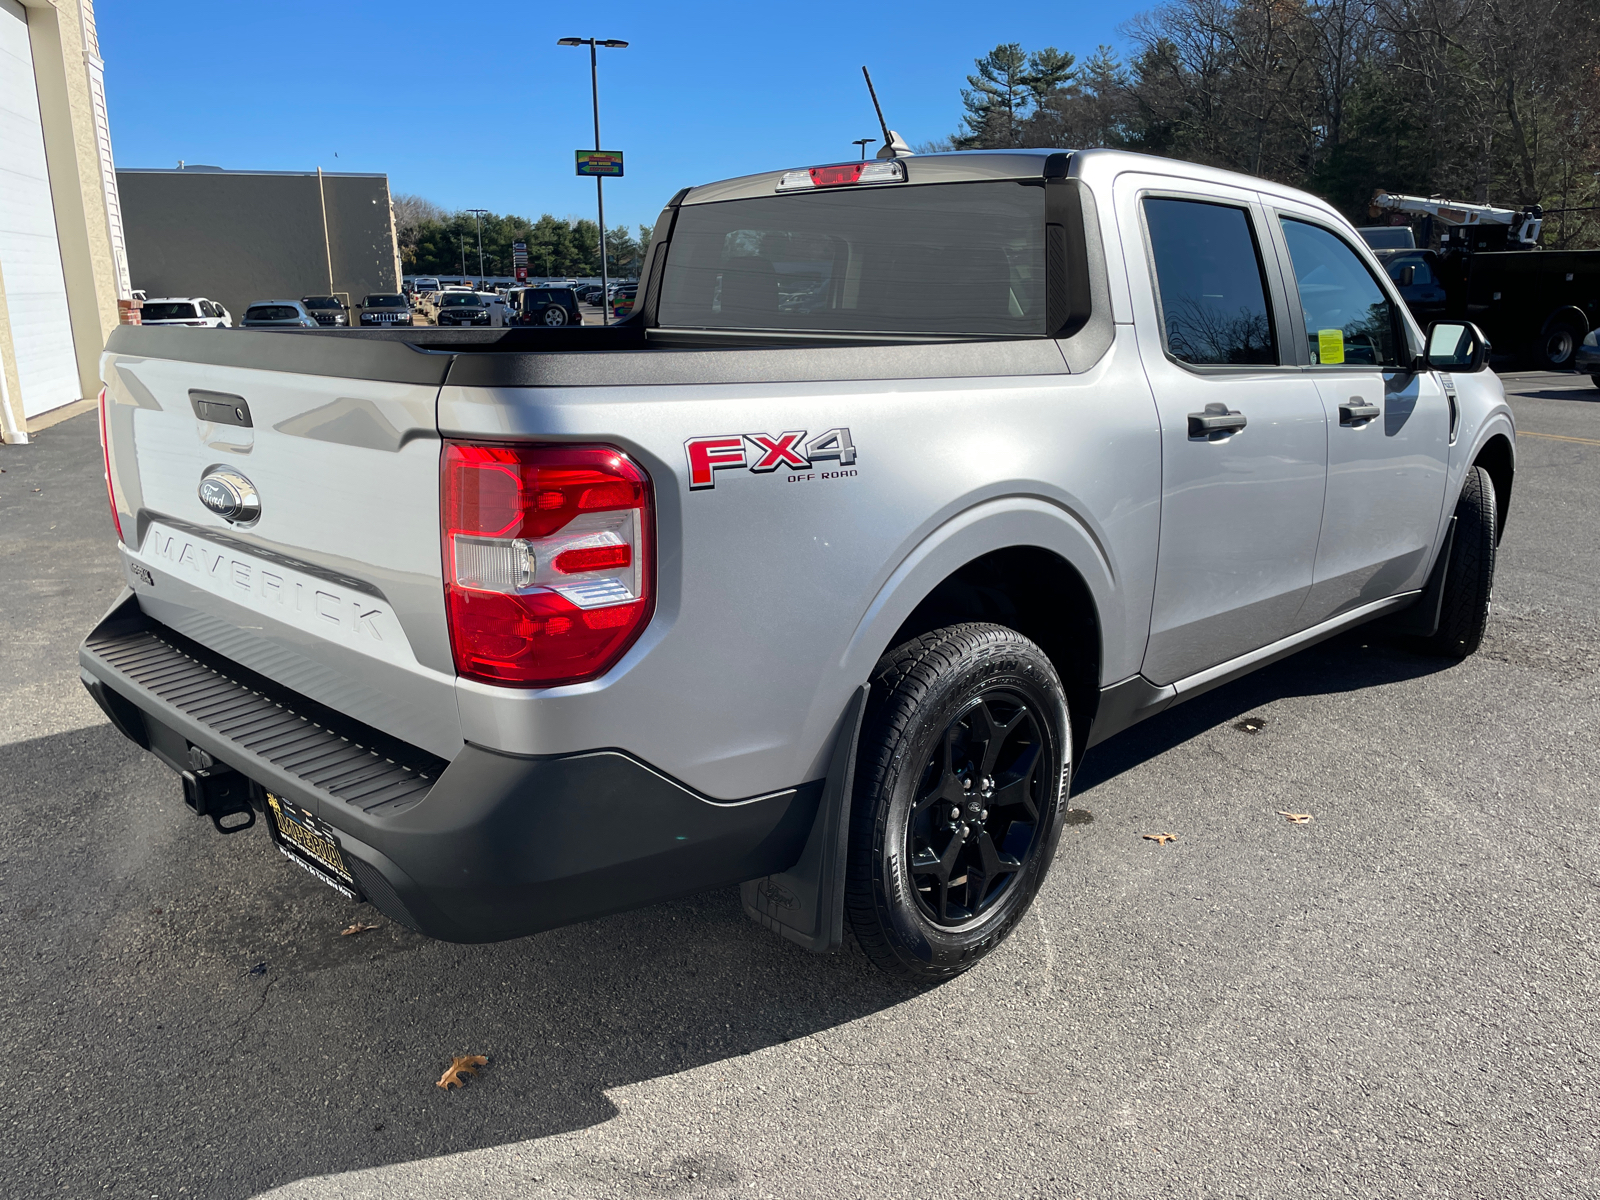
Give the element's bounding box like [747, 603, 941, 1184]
[1188, 402, 1248, 438]
[1340, 399, 1381, 425]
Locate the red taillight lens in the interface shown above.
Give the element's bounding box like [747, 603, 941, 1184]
[810, 163, 864, 187]
[441, 442, 653, 687]
[98, 387, 123, 542]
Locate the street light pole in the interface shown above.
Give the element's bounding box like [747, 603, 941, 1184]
[852, 138, 877, 160]
[560, 37, 628, 324]
[466, 208, 489, 282]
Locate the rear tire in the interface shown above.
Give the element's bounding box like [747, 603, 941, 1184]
[846, 624, 1071, 980]
[542, 306, 567, 327]
[1419, 465, 1497, 658]
[1537, 320, 1583, 370]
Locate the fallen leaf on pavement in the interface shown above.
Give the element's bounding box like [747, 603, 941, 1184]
[340, 922, 379, 936]
[1277, 811, 1313, 823]
[437, 1055, 488, 1090]
[1234, 717, 1268, 733]
[1143, 833, 1177, 845]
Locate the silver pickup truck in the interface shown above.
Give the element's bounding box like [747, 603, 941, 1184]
[82, 148, 1514, 979]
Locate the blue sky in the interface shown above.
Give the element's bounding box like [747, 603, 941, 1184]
[99, 1, 1149, 232]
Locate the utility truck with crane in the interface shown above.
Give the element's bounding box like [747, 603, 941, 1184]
[1364, 190, 1598, 370]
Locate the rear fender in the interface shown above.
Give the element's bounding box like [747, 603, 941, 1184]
[837, 496, 1117, 708]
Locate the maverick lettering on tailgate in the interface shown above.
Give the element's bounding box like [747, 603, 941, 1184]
[133, 522, 417, 668]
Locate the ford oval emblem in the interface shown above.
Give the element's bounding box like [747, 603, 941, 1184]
[197, 466, 261, 525]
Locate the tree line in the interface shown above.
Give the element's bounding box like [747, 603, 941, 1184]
[934, 0, 1600, 247]
[393, 194, 653, 278]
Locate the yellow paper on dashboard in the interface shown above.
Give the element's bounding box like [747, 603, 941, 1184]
[1317, 328, 1345, 365]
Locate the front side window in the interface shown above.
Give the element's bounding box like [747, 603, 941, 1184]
[1143, 197, 1277, 366]
[658, 181, 1047, 336]
[1279, 219, 1400, 367]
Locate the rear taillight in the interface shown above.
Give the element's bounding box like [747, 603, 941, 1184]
[98, 387, 122, 542]
[442, 442, 653, 687]
[776, 159, 906, 191]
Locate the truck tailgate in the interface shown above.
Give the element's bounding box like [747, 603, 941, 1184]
[101, 332, 461, 759]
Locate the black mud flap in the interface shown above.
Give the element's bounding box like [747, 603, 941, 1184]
[1379, 516, 1456, 639]
[740, 683, 868, 953]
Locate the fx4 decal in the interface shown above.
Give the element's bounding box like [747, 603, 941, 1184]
[686, 428, 857, 490]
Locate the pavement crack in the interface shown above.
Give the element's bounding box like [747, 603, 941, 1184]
[235, 977, 276, 1048]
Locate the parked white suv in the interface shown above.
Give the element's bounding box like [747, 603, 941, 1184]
[140, 297, 231, 328]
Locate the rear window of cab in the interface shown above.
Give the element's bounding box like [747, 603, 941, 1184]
[657, 181, 1046, 336]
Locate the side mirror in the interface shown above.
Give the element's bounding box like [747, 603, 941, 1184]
[1425, 320, 1490, 372]
[1396, 264, 1416, 287]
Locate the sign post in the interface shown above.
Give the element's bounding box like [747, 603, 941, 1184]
[512, 240, 528, 283]
[558, 37, 629, 325]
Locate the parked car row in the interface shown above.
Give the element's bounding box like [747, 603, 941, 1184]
[135, 295, 415, 329]
[139, 280, 634, 333]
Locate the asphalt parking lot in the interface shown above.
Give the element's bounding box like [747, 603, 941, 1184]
[1, 373, 1596, 1199]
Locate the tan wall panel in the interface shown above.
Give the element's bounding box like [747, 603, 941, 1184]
[21, 0, 120, 400]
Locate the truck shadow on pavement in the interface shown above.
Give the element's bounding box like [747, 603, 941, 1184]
[1073, 628, 1453, 793]
[2, 628, 1452, 1197]
[0, 722, 916, 1197]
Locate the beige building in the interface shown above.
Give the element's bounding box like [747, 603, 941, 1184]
[0, 0, 128, 444]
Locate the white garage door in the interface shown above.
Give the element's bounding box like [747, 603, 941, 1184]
[0, 0, 81, 419]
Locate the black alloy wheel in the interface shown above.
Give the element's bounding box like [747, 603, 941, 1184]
[846, 623, 1070, 979]
[907, 691, 1048, 926]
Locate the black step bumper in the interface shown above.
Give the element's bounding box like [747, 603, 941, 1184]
[79, 594, 818, 942]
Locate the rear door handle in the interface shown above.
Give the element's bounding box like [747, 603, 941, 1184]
[1188, 402, 1247, 438]
[1340, 399, 1381, 425]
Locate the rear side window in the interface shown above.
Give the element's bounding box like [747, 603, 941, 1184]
[658, 181, 1047, 336]
[1279, 219, 1401, 367]
[1143, 198, 1277, 366]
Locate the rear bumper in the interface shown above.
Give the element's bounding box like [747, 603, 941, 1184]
[79, 594, 818, 942]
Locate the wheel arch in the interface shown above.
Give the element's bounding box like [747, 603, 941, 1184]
[886, 546, 1102, 765]
[1539, 305, 1590, 337]
[841, 498, 1112, 769]
[1473, 432, 1515, 544]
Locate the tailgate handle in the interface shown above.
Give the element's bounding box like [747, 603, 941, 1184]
[189, 390, 252, 428]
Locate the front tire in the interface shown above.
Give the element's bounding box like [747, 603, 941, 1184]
[846, 624, 1071, 980]
[1419, 465, 1497, 658]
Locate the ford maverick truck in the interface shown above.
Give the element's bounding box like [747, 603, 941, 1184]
[82, 149, 1514, 978]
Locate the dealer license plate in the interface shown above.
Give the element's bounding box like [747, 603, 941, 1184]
[265, 792, 359, 899]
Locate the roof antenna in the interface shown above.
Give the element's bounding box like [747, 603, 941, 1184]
[862, 67, 912, 158]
